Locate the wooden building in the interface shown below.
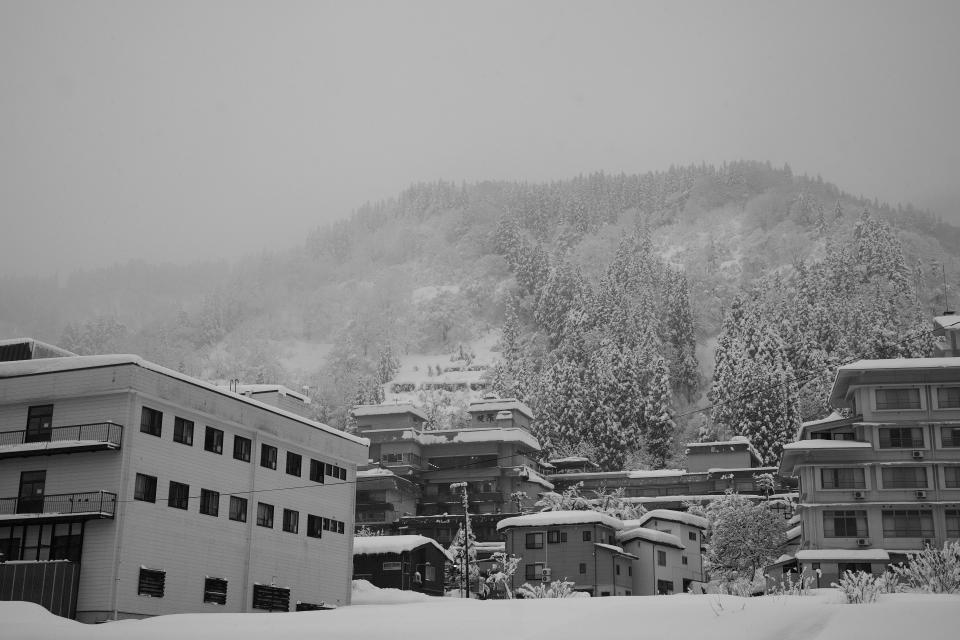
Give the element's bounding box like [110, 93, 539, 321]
[352, 534, 449, 596]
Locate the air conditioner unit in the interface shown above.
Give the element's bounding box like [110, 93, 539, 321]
[856, 538, 871, 547]
[853, 491, 866, 499]
[912, 450, 924, 459]
[915, 490, 928, 499]
[541, 568, 552, 582]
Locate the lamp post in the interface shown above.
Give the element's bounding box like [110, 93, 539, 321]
[450, 482, 469, 598]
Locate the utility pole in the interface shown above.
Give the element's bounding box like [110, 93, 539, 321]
[450, 482, 470, 598]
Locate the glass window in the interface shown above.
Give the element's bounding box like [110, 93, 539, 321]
[945, 467, 960, 488]
[261, 444, 278, 470]
[25, 405, 54, 443]
[282, 509, 299, 534]
[879, 427, 924, 448]
[547, 530, 567, 543]
[233, 436, 251, 462]
[938, 388, 960, 409]
[582, 530, 592, 542]
[140, 407, 162, 437]
[657, 550, 667, 566]
[821, 468, 866, 489]
[229, 496, 248, 522]
[525, 563, 545, 581]
[204, 427, 224, 454]
[200, 489, 219, 517]
[579, 563, 587, 574]
[875, 388, 921, 410]
[881, 467, 928, 489]
[309, 459, 325, 483]
[286, 452, 302, 477]
[307, 514, 322, 538]
[823, 510, 868, 537]
[526, 532, 544, 549]
[203, 577, 227, 605]
[134, 473, 157, 503]
[882, 510, 934, 538]
[173, 417, 194, 445]
[257, 502, 274, 528]
[168, 481, 189, 510]
[942, 426, 960, 447]
[946, 510, 960, 539]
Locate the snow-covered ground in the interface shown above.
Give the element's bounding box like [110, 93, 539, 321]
[6, 586, 959, 640]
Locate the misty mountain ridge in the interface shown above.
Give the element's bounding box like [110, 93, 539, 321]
[3, 160, 958, 452]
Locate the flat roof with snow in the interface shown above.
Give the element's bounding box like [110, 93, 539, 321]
[467, 398, 534, 420]
[352, 535, 450, 558]
[795, 549, 890, 561]
[496, 510, 624, 532]
[352, 404, 428, 420]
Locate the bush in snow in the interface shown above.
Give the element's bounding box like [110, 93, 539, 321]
[701, 492, 787, 582]
[765, 570, 816, 596]
[516, 580, 578, 599]
[484, 552, 521, 599]
[831, 570, 884, 604]
[889, 540, 960, 593]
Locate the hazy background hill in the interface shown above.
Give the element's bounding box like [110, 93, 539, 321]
[3, 160, 958, 444]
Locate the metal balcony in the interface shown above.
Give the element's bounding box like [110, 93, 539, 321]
[0, 422, 123, 459]
[0, 490, 117, 523]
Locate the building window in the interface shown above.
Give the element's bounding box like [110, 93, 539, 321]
[309, 459, 324, 483]
[881, 467, 928, 489]
[233, 436, 251, 462]
[200, 489, 219, 517]
[823, 510, 868, 537]
[325, 463, 347, 480]
[938, 388, 960, 409]
[286, 452, 302, 477]
[882, 510, 934, 538]
[140, 407, 162, 437]
[252, 584, 290, 612]
[946, 510, 960, 539]
[526, 533, 544, 549]
[525, 563, 545, 581]
[257, 502, 274, 528]
[688, 531, 697, 541]
[204, 427, 223, 454]
[203, 577, 227, 605]
[173, 417, 194, 445]
[682, 555, 688, 565]
[616, 564, 620, 575]
[307, 514, 322, 538]
[821, 468, 866, 489]
[425, 565, 437, 581]
[168, 481, 189, 510]
[261, 444, 277, 470]
[945, 467, 960, 488]
[282, 509, 299, 534]
[229, 496, 248, 522]
[657, 550, 667, 566]
[25, 405, 54, 443]
[138, 568, 165, 597]
[547, 530, 567, 543]
[134, 473, 157, 503]
[942, 426, 960, 448]
[838, 562, 873, 574]
[579, 563, 587, 574]
[875, 388, 921, 411]
[879, 426, 924, 448]
[582, 530, 592, 542]
[656, 580, 674, 595]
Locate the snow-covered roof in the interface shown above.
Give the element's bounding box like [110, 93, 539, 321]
[352, 535, 450, 558]
[795, 549, 890, 561]
[635, 509, 708, 530]
[838, 357, 960, 371]
[594, 542, 638, 559]
[496, 510, 624, 532]
[404, 427, 541, 451]
[357, 468, 397, 478]
[0, 355, 367, 447]
[687, 437, 763, 463]
[933, 316, 960, 331]
[0, 337, 77, 357]
[0, 440, 120, 455]
[627, 469, 686, 479]
[616, 527, 685, 549]
[801, 411, 847, 428]
[352, 404, 428, 420]
[233, 384, 310, 403]
[785, 525, 801, 541]
[518, 466, 554, 490]
[467, 397, 534, 420]
[782, 440, 872, 450]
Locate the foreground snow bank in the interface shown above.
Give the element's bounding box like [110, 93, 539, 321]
[4, 591, 959, 640]
[351, 579, 439, 605]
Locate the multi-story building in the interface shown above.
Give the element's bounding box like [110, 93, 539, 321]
[0, 345, 367, 621]
[352, 399, 553, 543]
[780, 358, 960, 585]
[622, 509, 707, 591]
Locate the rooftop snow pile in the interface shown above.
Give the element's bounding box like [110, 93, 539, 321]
[633, 509, 708, 530]
[497, 510, 623, 531]
[353, 535, 450, 558]
[616, 527, 685, 549]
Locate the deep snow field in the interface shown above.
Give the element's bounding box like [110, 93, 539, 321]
[5, 585, 959, 640]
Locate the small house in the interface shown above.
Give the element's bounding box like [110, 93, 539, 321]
[352, 535, 449, 596]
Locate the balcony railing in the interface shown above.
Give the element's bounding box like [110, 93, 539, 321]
[356, 500, 395, 512]
[0, 491, 117, 520]
[0, 422, 123, 458]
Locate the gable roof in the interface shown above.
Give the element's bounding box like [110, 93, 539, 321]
[352, 535, 450, 558]
[634, 509, 708, 530]
[616, 527, 685, 549]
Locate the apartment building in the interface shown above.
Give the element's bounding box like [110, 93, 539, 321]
[352, 399, 552, 543]
[779, 358, 960, 584]
[622, 509, 707, 591]
[0, 347, 367, 621]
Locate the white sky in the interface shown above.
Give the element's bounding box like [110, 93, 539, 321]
[2, 0, 959, 276]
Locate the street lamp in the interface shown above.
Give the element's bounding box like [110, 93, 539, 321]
[450, 481, 470, 598]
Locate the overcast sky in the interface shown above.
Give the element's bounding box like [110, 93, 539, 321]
[2, 0, 959, 276]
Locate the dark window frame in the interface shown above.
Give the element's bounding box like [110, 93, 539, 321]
[204, 426, 224, 455]
[168, 481, 189, 510]
[140, 406, 163, 437]
[309, 459, 325, 483]
[257, 502, 274, 528]
[173, 417, 194, 445]
[307, 514, 323, 538]
[138, 567, 165, 597]
[134, 473, 157, 503]
[526, 532, 544, 549]
[282, 508, 299, 534]
[199, 489, 220, 517]
[229, 496, 248, 522]
[233, 435, 252, 462]
[261, 444, 278, 470]
[286, 452, 302, 477]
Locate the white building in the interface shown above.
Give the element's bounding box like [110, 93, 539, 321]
[0, 347, 367, 621]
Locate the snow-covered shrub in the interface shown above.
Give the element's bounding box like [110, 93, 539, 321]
[889, 540, 960, 593]
[516, 580, 578, 599]
[831, 570, 882, 604]
[765, 570, 816, 596]
[484, 552, 521, 599]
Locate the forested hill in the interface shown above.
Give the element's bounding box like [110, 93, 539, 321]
[3, 161, 958, 469]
